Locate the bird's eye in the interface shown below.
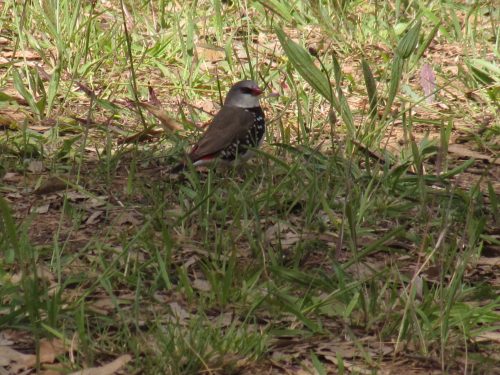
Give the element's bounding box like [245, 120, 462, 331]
[240, 87, 253, 94]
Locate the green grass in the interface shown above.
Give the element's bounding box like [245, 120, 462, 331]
[1, 0, 499, 373]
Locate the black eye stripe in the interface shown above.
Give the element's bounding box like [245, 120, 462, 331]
[241, 87, 253, 94]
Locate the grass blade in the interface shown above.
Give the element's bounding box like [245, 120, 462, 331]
[382, 55, 404, 120]
[12, 69, 41, 118]
[275, 27, 336, 108]
[256, 0, 294, 23]
[362, 59, 378, 120]
[396, 20, 421, 59]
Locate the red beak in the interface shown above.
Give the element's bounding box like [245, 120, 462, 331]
[251, 87, 263, 96]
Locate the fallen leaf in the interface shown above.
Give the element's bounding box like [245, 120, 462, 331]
[117, 128, 164, 144]
[216, 312, 234, 328]
[40, 370, 64, 375]
[476, 257, 499, 266]
[34, 176, 68, 195]
[474, 331, 500, 343]
[86, 210, 104, 225]
[35, 339, 65, 366]
[68, 354, 131, 375]
[138, 102, 182, 132]
[167, 302, 191, 323]
[27, 160, 44, 173]
[448, 144, 499, 165]
[2, 49, 40, 59]
[82, 197, 107, 209]
[192, 278, 211, 292]
[420, 62, 436, 103]
[90, 297, 116, 314]
[31, 204, 50, 214]
[115, 211, 142, 226]
[0, 345, 32, 367]
[10, 265, 56, 285]
[1, 339, 66, 372]
[196, 43, 225, 63]
[2, 172, 22, 183]
[323, 355, 379, 375]
[65, 191, 88, 202]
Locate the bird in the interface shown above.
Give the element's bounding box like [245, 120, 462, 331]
[173, 80, 265, 171]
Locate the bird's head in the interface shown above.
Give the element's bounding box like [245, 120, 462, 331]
[224, 80, 263, 108]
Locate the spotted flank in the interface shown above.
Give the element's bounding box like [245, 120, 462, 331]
[182, 80, 266, 170]
[218, 106, 266, 162]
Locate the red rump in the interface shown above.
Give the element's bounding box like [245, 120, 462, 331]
[200, 154, 215, 161]
[190, 145, 215, 161]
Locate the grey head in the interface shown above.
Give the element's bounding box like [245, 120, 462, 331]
[223, 80, 263, 108]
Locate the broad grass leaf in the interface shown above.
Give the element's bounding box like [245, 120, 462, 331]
[415, 23, 439, 61]
[12, 69, 41, 117]
[439, 158, 475, 179]
[361, 59, 378, 118]
[256, 0, 294, 23]
[0, 92, 16, 102]
[332, 54, 355, 137]
[0, 196, 18, 262]
[275, 27, 334, 105]
[396, 20, 421, 59]
[382, 55, 404, 119]
[46, 62, 61, 115]
[468, 59, 500, 85]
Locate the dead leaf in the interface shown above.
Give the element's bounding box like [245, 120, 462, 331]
[0, 114, 19, 129]
[68, 354, 131, 375]
[35, 65, 52, 81]
[82, 197, 107, 209]
[35, 339, 65, 366]
[420, 63, 436, 103]
[192, 99, 217, 115]
[2, 49, 40, 59]
[138, 102, 183, 132]
[117, 128, 164, 144]
[474, 331, 500, 343]
[34, 176, 68, 195]
[40, 370, 64, 375]
[323, 355, 378, 375]
[167, 302, 191, 323]
[216, 312, 234, 328]
[88, 296, 134, 315]
[0, 339, 66, 372]
[0, 346, 29, 366]
[31, 204, 50, 214]
[182, 255, 200, 269]
[86, 210, 104, 225]
[196, 43, 225, 62]
[27, 160, 44, 173]
[2, 172, 22, 183]
[192, 278, 211, 292]
[65, 191, 89, 202]
[465, 90, 486, 104]
[448, 144, 499, 165]
[115, 212, 142, 226]
[10, 264, 56, 285]
[476, 257, 500, 266]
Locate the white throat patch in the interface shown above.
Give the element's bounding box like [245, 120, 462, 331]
[225, 94, 260, 108]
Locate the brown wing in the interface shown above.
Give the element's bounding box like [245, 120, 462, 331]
[189, 106, 254, 161]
